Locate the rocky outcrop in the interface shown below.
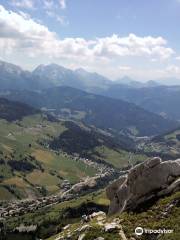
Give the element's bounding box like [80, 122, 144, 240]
[106, 157, 180, 215]
[52, 211, 127, 240]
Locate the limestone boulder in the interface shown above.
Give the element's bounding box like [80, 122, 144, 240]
[107, 157, 180, 214]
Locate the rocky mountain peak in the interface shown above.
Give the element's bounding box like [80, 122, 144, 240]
[0, 60, 23, 75]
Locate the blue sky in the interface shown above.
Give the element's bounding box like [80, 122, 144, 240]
[0, 0, 180, 81]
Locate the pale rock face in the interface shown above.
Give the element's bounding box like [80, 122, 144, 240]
[104, 222, 121, 232]
[63, 224, 70, 230]
[78, 224, 91, 232]
[78, 233, 86, 240]
[90, 211, 106, 219]
[107, 157, 180, 215]
[94, 238, 105, 240]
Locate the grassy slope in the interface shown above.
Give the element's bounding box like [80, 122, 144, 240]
[120, 191, 180, 240]
[4, 186, 180, 239]
[5, 190, 109, 238]
[0, 112, 148, 200]
[0, 114, 97, 199]
[47, 191, 180, 240]
[93, 146, 146, 168]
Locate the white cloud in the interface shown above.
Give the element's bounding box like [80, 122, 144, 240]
[166, 65, 180, 74]
[59, 0, 66, 9]
[176, 56, 180, 60]
[10, 0, 35, 9]
[0, 4, 176, 80]
[46, 10, 69, 25]
[43, 0, 67, 10]
[18, 10, 31, 19]
[56, 15, 69, 25]
[43, 1, 68, 25]
[93, 34, 174, 60]
[43, 0, 54, 9]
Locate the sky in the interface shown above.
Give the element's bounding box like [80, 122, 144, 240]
[0, 0, 180, 81]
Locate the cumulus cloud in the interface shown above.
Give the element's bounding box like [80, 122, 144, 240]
[0, 4, 176, 79]
[93, 34, 174, 60]
[0, 5, 173, 59]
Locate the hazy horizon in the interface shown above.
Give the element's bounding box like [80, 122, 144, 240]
[1, 59, 180, 84]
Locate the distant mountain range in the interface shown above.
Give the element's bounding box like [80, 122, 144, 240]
[0, 60, 112, 92]
[116, 76, 180, 87]
[96, 85, 180, 120]
[1, 86, 177, 137]
[1, 60, 180, 91]
[1, 60, 180, 122]
[116, 76, 160, 88]
[156, 77, 180, 86]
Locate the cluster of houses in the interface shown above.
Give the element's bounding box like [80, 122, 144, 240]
[0, 155, 124, 221]
[0, 194, 63, 219]
[72, 155, 115, 175]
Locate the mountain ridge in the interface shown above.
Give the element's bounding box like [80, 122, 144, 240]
[1, 60, 180, 122]
[1, 60, 180, 92]
[0, 98, 39, 121]
[1, 86, 177, 137]
[97, 84, 180, 120]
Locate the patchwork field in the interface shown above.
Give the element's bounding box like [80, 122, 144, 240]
[93, 146, 146, 168]
[0, 112, 147, 200]
[0, 114, 98, 199]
